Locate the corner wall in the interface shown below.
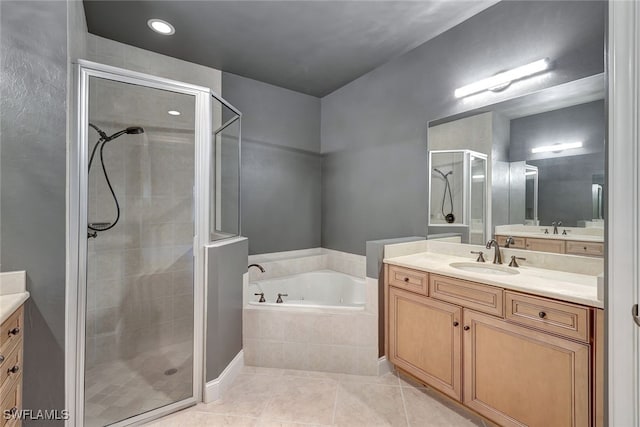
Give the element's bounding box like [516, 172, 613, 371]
[222, 72, 322, 255]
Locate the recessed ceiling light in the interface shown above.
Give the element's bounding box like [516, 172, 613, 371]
[168, 110, 181, 116]
[148, 19, 175, 35]
[531, 141, 583, 154]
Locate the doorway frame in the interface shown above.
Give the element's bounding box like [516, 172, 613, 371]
[65, 60, 212, 426]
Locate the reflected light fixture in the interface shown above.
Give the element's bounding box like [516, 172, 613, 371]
[148, 18, 175, 35]
[168, 110, 181, 116]
[454, 58, 552, 98]
[472, 174, 485, 180]
[525, 170, 537, 176]
[531, 141, 583, 154]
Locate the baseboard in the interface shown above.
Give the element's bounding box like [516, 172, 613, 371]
[378, 356, 393, 376]
[204, 350, 244, 403]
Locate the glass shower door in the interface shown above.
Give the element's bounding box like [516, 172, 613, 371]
[83, 75, 196, 426]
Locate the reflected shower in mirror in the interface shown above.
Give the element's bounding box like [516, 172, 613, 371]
[427, 73, 605, 247]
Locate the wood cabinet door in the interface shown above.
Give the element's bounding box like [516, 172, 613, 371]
[388, 287, 462, 400]
[525, 237, 566, 254]
[463, 309, 590, 427]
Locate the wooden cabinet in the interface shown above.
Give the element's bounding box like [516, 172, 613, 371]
[495, 235, 526, 249]
[566, 241, 604, 257]
[463, 309, 590, 427]
[385, 264, 600, 427]
[388, 287, 462, 400]
[0, 306, 23, 427]
[387, 265, 429, 295]
[525, 237, 566, 254]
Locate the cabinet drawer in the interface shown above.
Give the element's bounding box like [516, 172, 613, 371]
[0, 375, 21, 427]
[525, 238, 565, 254]
[388, 265, 429, 295]
[0, 343, 22, 395]
[495, 235, 526, 249]
[566, 240, 604, 257]
[429, 275, 503, 317]
[505, 291, 590, 342]
[0, 308, 23, 356]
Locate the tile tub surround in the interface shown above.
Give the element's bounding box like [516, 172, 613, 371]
[495, 224, 604, 242]
[146, 367, 492, 427]
[244, 248, 377, 375]
[384, 241, 603, 308]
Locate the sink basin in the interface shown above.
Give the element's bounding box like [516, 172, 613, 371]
[449, 262, 519, 275]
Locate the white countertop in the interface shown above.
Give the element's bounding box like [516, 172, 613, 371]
[384, 251, 602, 308]
[0, 292, 29, 324]
[496, 231, 604, 243]
[0, 271, 29, 324]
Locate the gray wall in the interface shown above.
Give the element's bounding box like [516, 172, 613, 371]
[222, 72, 322, 255]
[206, 238, 248, 381]
[0, 0, 70, 421]
[320, 0, 605, 255]
[510, 100, 606, 226]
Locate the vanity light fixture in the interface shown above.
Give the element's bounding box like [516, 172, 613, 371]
[531, 141, 583, 154]
[454, 58, 552, 98]
[148, 18, 175, 35]
[167, 110, 181, 116]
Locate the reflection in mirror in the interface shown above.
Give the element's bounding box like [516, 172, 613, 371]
[427, 74, 605, 252]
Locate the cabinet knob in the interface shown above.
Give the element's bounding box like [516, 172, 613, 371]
[463, 325, 470, 331]
[403, 277, 409, 282]
[538, 311, 546, 318]
[8, 327, 19, 336]
[583, 246, 587, 250]
[7, 365, 19, 374]
[453, 321, 459, 327]
[0, 355, 4, 363]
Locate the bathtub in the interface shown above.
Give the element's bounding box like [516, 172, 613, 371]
[248, 270, 366, 310]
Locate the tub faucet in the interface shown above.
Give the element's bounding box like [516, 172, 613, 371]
[248, 263, 265, 273]
[485, 239, 502, 264]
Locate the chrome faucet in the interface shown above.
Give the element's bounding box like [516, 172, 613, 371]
[552, 221, 562, 235]
[485, 239, 502, 264]
[248, 263, 265, 273]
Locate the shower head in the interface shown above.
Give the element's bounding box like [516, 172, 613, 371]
[433, 168, 453, 178]
[89, 123, 145, 141]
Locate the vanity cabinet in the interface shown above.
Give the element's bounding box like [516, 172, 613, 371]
[566, 241, 604, 257]
[388, 287, 461, 400]
[463, 309, 590, 427]
[0, 305, 24, 427]
[495, 234, 604, 257]
[385, 264, 601, 427]
[524, 237, 566, 254]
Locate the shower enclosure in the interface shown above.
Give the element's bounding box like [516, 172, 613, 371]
[68, 61, 241, 426]
[428, 150, 488, 244]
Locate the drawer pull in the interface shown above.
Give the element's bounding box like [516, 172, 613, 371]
[7, 365, 19, 374]
[463, 325, 470, 331]
[8, 327, 20, 336]
[538, 311, 547, 318]
[583, 246, 587, 250]
[404, 277, 410, 282]
[453, 321, 459, 327]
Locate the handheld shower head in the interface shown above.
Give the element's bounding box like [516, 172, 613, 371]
[125, 126, 144, 135]
[89, 124, 145, 141]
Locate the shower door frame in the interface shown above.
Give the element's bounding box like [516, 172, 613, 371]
[66, 60, 212, 427]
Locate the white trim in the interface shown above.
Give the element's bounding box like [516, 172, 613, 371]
[607, 1, 640, 426]
[377, 356, 393, 376]
[204, 350, 245, 403]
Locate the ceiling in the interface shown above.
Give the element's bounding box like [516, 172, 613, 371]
[83, 1, 498, 97]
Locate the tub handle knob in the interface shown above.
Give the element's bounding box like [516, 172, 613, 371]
[276, 293, 288, 304]
[254, 292, 266, 303]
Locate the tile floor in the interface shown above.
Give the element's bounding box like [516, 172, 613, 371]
[84, 341, 193, 427]
[147, 366, 493, 426]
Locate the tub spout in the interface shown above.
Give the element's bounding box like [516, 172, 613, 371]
[248, 263, 265, 273]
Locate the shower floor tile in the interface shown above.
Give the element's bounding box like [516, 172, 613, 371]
[84, 341, 193, 427]
[146, 367, 496, 427]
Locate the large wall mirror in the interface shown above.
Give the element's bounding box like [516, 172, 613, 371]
[427, 73, 605, 255]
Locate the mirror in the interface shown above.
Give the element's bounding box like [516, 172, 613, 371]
[427, 73, 605, 251]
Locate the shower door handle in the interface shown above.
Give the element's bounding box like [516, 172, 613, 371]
[633, 304, 640, 328]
